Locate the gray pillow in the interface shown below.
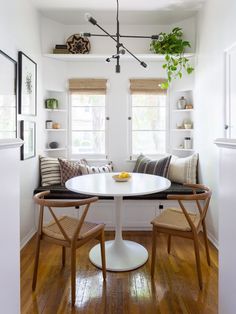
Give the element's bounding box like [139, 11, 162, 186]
[133, 154, 172, 178]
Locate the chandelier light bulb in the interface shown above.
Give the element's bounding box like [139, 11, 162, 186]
[84, 13, 91, 22]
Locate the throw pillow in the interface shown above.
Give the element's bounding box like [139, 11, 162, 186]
[40, 156, 61, 186]
[80, 163, 113, 175]
[58, 158, 87, 185]
[168, 153, 199, 184]
[133, 154, 171, 178]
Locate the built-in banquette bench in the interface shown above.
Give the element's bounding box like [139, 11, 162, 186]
[34, 154, 201, 230]
[34, 182, 202, 200]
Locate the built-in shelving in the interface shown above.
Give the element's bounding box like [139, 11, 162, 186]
[44, 90, 68, 158]
[171, 129, 194, 132]
[172, 109, 194, 113]
[173, 148, 194, 152]
[44, 53, 195, 62]
[45, 129, 66, 132]
[45, 109, 67, 113]
[44, 148, 67, 152]
[170, 89, 194, 157]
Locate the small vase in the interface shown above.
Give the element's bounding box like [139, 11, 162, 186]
[177, 96, 187, 109]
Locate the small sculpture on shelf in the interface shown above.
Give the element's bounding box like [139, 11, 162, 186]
[48, 142, 59, 149]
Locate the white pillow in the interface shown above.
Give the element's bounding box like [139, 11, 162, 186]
[40, 156, 61, 186]
[168, 153, 198, 184]
[80, 163, 113, 175]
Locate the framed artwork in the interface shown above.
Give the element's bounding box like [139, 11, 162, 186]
[18, 51, 37, 115]
[20, 120, 36, 160]
[0, 50, 17, 139]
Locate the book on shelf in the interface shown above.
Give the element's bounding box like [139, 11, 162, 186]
[53, 48, 70, 54]
[55, 44, 67, 49]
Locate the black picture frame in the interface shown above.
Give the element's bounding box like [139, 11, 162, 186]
[20, 120, 36, 160]
[18, 51, 37, 116]
[0, 50, 17, 139]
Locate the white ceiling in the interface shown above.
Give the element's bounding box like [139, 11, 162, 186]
[33, 0, 206, 25]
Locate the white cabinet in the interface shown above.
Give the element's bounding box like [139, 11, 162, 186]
[170, 89, 194, 157]
[44, 90, 68, 157]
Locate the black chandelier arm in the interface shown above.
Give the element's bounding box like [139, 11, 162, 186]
[119, 43, 147, 68]
[83, 33, 159, 40]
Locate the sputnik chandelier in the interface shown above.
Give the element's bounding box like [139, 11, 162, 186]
[84, 0, 162, 73]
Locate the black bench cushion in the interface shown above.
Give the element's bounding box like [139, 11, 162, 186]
[34, 183, 203, 200]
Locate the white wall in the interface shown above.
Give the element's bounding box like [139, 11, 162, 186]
[195, 0, 236, 247]
[0, 142, 22, 314]
[41, 16, 196, 54]
[0, 0, 43, 246]
[196, 1, 236, 312]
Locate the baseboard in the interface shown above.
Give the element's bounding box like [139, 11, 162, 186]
[20, 227, 36, 250]
[207, 231, 218, 250]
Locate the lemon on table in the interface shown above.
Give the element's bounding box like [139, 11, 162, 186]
[118, 172, 130, 179]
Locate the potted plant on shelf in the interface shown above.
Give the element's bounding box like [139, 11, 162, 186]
[150, 27, 194, 89]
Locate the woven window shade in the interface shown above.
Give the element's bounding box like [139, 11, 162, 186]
[68, 79, 107, 94]
[130, 79, 167, 95]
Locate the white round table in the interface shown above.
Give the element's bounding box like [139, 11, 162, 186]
[66, 172, 171, 272]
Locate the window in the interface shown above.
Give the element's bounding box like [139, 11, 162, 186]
[129, 79, 167, 157]
[69, 79, 107, 157]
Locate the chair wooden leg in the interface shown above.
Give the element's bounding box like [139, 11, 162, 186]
[167, 235, 171, 254]
[71, 246, 76, 306]
[151, 226, 157, 278]
[202, 220, 211, 266]
[62, 246, 66, 267]
[100, 229, 106, 280]
[32, 234, 41, 290]
[193, 235, 203, 290]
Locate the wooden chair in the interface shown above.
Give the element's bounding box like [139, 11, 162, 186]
[32, 191, 106, 305]
[151, 184, 212, 289]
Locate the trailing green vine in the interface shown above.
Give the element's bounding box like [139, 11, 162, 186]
[150, 27, 194, 89]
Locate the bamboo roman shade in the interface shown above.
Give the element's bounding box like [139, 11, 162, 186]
[68, 79, 107, 94]
[129, 79, 167, 95]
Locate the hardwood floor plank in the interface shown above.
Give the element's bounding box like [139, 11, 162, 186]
[21, 231, 218, 313]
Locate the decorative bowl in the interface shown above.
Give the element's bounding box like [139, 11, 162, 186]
[112, 174, 131, 182]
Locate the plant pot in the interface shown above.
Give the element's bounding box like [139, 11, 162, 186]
[45, 98, 58, 109]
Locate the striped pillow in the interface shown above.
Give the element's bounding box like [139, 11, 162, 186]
[80, 163, 113, 175]
[40, 156, 61, 186]
[58, 158, 87, 185]
[133, 154, 171, 178]
[168, 153, 199, 184]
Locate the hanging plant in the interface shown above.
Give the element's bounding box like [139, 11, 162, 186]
[150, 27, 194, 89]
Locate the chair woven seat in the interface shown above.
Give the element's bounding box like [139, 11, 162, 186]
[151, 208, 200, 231]
[43, 216, 104, 241]
[150, 183, 212, 290]
[32, 191, 106, 305]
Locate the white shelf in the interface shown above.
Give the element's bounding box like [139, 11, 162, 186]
[45, 128, 66, 131]
[44, 148, 67, 152]
[45, 109, 67, 112]
[172, 109, 194, 112]
[173, 148, 194, 152]
[171, 129, 194, 132]
[44, 53, 195, 62]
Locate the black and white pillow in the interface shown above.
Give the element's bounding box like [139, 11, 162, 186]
[40, 156, 61, 186]
[133, 154, 171, 178]
[58, 158, 87, 185]
[80, 163, 113, 175]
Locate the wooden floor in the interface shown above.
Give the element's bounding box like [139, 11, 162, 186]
[21, 231, 218, 314]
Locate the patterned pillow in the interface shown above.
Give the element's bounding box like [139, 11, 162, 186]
[133, 154, 171, 178]
[40, 156, 61, 186]
[168, 153, 199, 184]
[58, 158, 88, 185]
[80, 163, 113, 175]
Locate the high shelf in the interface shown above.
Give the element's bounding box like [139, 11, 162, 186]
[170, 90, 194, 157]
[44, 90, 68, 158]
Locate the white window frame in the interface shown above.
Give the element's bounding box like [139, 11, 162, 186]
[68, 92, 109, 160]
[128, 92, 170, 160]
